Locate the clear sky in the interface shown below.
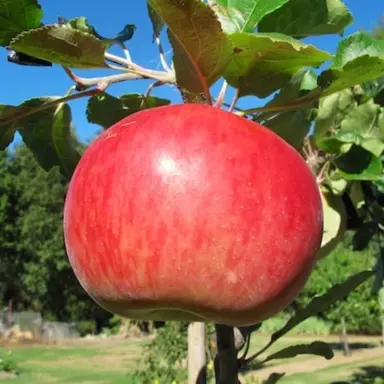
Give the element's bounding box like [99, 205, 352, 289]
[1, 0, 383, 145]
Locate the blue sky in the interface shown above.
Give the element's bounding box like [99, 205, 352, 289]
[1, 0, 383, 145]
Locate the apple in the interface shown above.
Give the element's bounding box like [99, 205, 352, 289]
[63, 103, 323, 326]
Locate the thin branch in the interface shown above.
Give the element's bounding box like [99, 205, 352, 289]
[212, 98, 244, 113]
[105, 62, 133, 73]
[116, 41, 133, 63]
[243, 340, 273, 365]
[155, 35, 171, 72]
[236, 91, 321, 117]
[228, 88, 240, 113]
[215, 81, 228, 109]
[140, 80, 163, 109]
[62, 67, 172, 91]
[317, 160, 331, 185]
[104, 52, 174, 83]
[0, 84, 108, 127]
[63, 67, 82, 85]
[104, 52, 131, 67]
[238, 334, 251, 362]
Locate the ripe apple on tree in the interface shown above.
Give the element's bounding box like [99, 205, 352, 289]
[63, 103, 323, 326]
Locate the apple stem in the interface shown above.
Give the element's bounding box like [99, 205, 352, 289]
[214, 324, 240, 384]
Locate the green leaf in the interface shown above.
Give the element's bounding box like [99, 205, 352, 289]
[318, 32, 384, 97]
[207, 0, 238, 34]
[223, 32, 331, 98]
[264, 341, 334, 363]
[0, 105, 17, 149]
[208, 0, 290, 33]
[0, 0, 43, 46]
[326, 178, 348, 196]
[9, 24, 107, 68]
[86, 92, 171, 129]
[313, 89, 356, 141]
[148, 0, 232, 99]
[339, 100, 384, 157]
[258, 69, 317, 148]
[361, 76, 384, 104]
[263, 109, 313, 149]
[318, 129, 384, 158]
[269, 269, 374, 343]
[60, 16, 136, 47]
[0, 98, 81, 178]
[58, 16, 94, 34]
[300, 70, 318, 92]
[258, 0, 353, 38]
[316, 133, 353, 154]
[332, 32, 384, 69]
[334, 145, 383, 181]
[147, 3, 164, 40]
[316, 188, 347, 259]
[348, 181, 366, 215]
[359, 137, 384, 158]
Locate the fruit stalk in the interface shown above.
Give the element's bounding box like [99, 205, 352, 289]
[214, 324, 239, 384]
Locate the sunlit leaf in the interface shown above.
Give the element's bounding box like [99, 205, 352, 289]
[148, 0, 232, 100]
[316, 188, 347, 259]
[223, 32, 330, 97]
[318, 32, 384, 97]
[258, 0, 353, 38]
[0, 0, 43, 46]
[313, 89, 356, 141]
[9, 24, 107, 68]
[208, 0, 290, 33]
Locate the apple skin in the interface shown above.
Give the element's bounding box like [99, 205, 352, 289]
[63, 103, 323, 326]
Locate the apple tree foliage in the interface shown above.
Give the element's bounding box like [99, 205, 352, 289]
[0, 0, 383, 382]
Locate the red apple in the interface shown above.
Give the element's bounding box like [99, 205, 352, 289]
[63, 103, 323, 326]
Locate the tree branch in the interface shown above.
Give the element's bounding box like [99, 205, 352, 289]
[236, 91, 321, 117]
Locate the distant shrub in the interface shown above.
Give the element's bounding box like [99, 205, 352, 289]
[0, 350, 20, 375]
[259, 314, 332, 336]
[76, 320, 96, 336]
[297, 231, 381, 335]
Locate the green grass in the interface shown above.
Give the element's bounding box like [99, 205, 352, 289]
[282, 356, 384, 384]
[0, 339, 143, 384]
[0, 335, 382, 383]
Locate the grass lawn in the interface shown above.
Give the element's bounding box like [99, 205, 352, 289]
[282, 356, 384, 384]
[0, 335, 382, 383]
